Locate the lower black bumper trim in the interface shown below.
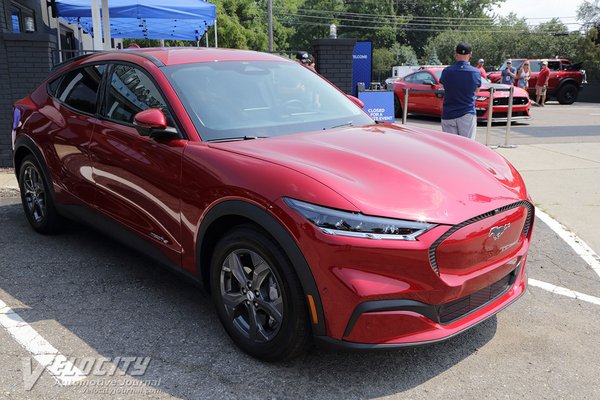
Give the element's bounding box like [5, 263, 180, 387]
[316, 283, 525, 351]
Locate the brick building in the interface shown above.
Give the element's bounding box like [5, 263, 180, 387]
[0, 0, 119, 168]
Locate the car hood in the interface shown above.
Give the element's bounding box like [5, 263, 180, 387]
[481, 82, 529, 97]
[208, 125, 528, 225]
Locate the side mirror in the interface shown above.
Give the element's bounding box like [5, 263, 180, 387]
[133, 108, 171, 138]
[347, 95, 364, 109]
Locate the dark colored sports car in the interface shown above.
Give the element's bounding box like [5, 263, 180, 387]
[393, 67, 531, 122]
[12, 48, 533, 361]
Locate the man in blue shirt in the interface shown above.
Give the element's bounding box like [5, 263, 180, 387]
[439, 42, 481, 139]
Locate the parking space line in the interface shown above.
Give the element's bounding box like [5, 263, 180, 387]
[528, 279, 600, 306]
[535, 207, 600, 279]
[0, 298, 86, 386]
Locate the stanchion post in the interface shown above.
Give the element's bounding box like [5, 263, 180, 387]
[499, 86, 517, 148]
[486, 87, 494, 147]
[402, 88, 409, 124]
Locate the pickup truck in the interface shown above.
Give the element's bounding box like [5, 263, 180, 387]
[488, 58, 586, 104]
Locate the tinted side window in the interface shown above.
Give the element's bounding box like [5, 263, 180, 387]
[57, 65, 106, 114]
[548, 61, 560, 71]
[103, 64, 175, 127]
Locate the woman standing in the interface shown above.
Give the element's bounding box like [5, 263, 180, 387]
[517, 61, 531, 89]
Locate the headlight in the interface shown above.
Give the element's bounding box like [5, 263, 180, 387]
[476, 96, 488, 101]
[284, 198, 436, 240]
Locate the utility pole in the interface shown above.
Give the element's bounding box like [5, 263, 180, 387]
[268, 0, 273, 52]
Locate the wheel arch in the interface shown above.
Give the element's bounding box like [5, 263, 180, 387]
[13, 136, 56, 200]
[196, 200, 327, 336]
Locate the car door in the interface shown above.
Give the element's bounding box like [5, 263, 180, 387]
[89, 63, 186, 266]
[409, 72, 439, 114]
[46, 64, 106, 205]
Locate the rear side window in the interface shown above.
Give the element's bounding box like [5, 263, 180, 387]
[56, 65, 106, 115]
[103, 64, 176, 127]
[47, 76, 62, 97]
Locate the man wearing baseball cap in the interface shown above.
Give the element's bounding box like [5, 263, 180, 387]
[476, 58, 487, 79]
[439, 42, 482, 140]
[535, 60, 550, 106]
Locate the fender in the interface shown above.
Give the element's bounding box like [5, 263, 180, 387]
[13, 135, 57, 201]
[553, 78, 581, 94]
[196, 200, 327, 336]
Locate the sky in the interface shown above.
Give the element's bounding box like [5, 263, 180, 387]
[492, 0, 585, 31]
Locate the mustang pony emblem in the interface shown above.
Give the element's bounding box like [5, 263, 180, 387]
[489, 223, 511, 240]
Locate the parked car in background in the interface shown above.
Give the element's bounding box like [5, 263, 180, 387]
[393, 67, 531, 122]
[488, 58, 586, 104]
[13, 48, 533, 361]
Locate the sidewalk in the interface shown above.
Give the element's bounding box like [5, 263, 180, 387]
[496, 143, 600, 254]
[0, 168, 18, 197]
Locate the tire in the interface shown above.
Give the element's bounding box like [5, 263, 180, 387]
[18, 155, 64, 234]
[394, 94, 402, 118]
[557, 84, 578, 105]
[210, 224, 311, 361]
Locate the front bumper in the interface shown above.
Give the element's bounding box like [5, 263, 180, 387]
[314, 272, 526, 350]
[317, 261, 527, 348]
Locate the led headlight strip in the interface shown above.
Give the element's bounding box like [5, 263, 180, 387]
[284, 198, 436, 241]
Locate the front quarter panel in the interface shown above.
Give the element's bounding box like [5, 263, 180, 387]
[178, 141, 359, 275]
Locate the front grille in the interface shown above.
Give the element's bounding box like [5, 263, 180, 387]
[437, 271, 515, 324]
[428, 201, 533, 274]
[490, 111, 529, 119]
[493, 97, 529, 106]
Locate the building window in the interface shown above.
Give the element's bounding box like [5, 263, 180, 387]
[9, 2, 35, 33]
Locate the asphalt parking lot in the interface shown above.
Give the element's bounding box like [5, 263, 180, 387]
[1, 102, 599, 399]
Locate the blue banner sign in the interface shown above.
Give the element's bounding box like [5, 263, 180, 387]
[358, 91, 395, 122]
[352, 41, 372, 96]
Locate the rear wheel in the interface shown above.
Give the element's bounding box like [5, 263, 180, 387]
[210, 225, 311, 361]
[557, 84, 578, 105]
[18, 155, 64, 234]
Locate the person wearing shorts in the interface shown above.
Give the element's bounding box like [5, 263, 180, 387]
[439, 42, 482, 140]
[535, 60, 550, 106]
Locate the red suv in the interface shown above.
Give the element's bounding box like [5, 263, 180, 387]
[488, 58, 586, 104]
[12, 48, 533, 361]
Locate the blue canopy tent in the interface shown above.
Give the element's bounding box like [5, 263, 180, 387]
[55, 0, 217, 41]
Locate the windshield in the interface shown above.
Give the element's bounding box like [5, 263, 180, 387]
[163, 61, 373, 141]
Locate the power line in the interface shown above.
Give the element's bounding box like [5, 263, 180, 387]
[272, 10, 583, 33]
[275, 17, 582, 35]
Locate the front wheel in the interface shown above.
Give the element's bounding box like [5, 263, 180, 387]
[394, 94, 403, 118]
[210, 225, 311, 361]
[557, 84, 578, 105]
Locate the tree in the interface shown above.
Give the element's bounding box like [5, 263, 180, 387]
[372, 47, 395, 81]
[427, 47, 441, 65]
[390, 43, 418, 65]
[578, 0, 600, 30]
[286, 0, 345, 50]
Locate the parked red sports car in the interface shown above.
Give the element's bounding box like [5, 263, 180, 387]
[12, 48, 533, 361]
[393, 67, 531, 122]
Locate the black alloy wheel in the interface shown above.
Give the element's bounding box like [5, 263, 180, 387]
[18, 155, 64, 234]
[557, 84, 578, 105]
[210, 225, 311, 361]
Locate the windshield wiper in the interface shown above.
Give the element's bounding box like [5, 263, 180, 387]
[207, 136, 267, 143]
[324, 122, 354, 130]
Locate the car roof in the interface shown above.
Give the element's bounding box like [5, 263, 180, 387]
[62, 47, 290, 69]
[127, 47, 288, 65]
